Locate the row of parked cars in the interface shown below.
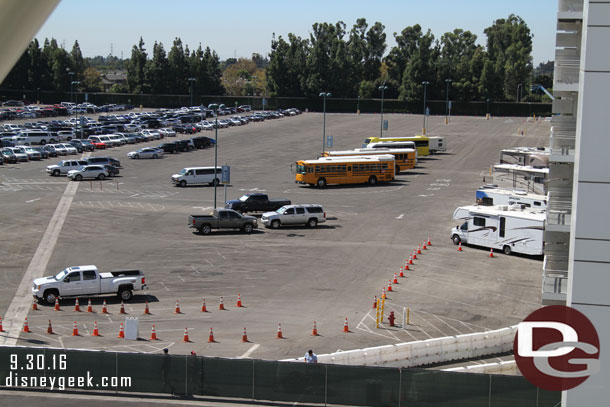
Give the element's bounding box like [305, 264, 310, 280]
[46, 156, 121, 181]
[0, 142, 83, 164]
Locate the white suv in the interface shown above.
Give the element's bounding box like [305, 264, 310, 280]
[261, 205, 326, 229]
[67, 165, 109, 181]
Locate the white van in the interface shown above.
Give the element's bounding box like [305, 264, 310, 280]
[172, 167, 221, 187]
[19, 130, 57, 145]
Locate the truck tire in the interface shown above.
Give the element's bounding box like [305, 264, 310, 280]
[118, 288, 133, 301]
[179, 180, 187, 187]
[368, 176, 378, 185]
[200, 224, 212, 235]
[503, 245, 512, 255]
[307, 218, 318, 228]
[210, 178, 219, 186]
[270, 220, 281, 229]
[317, 178, 326, 188]
[52, 169, 60, 176]
[43, 289, 60, 305]
[452, 234, 461, 245]
[242, 223, 254, 234]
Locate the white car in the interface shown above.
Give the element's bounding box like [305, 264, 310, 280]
[8, 147, 29, 162]
[22, 146, 42, 160]
[261, 204, 326, 229]
[46, 159, 88, 176]
[229, 118, 244, 126]
[127, 148, 164, 159]
[67, 165, 109, 181]
[159, 128, 176, 137]
[59, 143, 78, 155]
[141, 129, 161, 140]
[50, 144, 68, 155]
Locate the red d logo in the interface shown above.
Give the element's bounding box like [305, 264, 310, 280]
[514, 305, 600, 391]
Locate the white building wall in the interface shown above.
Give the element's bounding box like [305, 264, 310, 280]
[564, 1, 610, 405]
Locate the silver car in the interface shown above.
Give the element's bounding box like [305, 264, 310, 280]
[127, 147, 164, 159]
[67, 165, 109, 181]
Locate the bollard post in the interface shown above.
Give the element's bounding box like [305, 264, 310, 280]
[407, 307, 410, 325]
[116, 181, 119, 191]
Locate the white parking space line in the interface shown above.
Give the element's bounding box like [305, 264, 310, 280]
[238, 344, 260, 359]
[0, 180, 80, 346]
[25, 198, 41, 203]
[396, 214, 404, 219]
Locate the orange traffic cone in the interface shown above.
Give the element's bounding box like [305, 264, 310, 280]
[458, 242, 463, 252]
[174, 300, 181, 314]
[201, 299, 207, 312]
[71, 321, 79, 336]
[47, 320, 54, 334]
[381, 287, 387, 299]
[143, 300, 150, 315]
[372, 296, 378, 309]
[393, 273, 398, 284]
[150, 324, 158, 340]
[489, 248, 494, 258]
[182, 327, 190, 342]
[428, 236, 432, 246]
[417, 245, 422, 254]
[423, 241, 427, 250]
[92, 321, 100, 336]
[74, 298, 81, 312]
[276, 323, 284, 339]
[236, 293, 243, 307]
[343, 317, 350, 333]
[241, 327, 249, 342]
[23, 317, 30, 333]
[402, 264, 408, 273]
[408, 255, 414, 265]
[87, 299, 93, 313]
[0, 317, 4, 332]
[208, 327, 215, 343]
[387, 280, 393, 292]
[54, 298, 61, 311]
[312, 321, 319, 336]
[117, 323, 125, 338]
[102, 299, 109, 314]
[119, 301, 126, 314]
[32, 300, 38, 311]
[219, 297, 225, 310]
[412, 250, 417, 260]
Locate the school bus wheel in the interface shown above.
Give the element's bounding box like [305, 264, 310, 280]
[316, 178, 326, 188]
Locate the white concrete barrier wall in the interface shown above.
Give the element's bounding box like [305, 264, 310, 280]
[282, 325, 518, 368]
[443, 360, 519, 375]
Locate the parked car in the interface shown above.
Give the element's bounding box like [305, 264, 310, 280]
[158, 142, 179, 154]
[1, 148, 17, 163]
[86, 156, 121, 167]
[59, 143, 78, 155]
[261, 204, 326, 228]
[158, 128, 176, 138]
[70, 139, 95, 152]
[88, 135, 112, 149]
[176, 139, 195, 152]
[30, 146, 49, 159]
[172, 166, 221, 187]
[46, 159, 89, 176]
[67, 165, 109, 181]
[127, 147, 164, 159]
[191, 136, 212, 149]
[50, 144, 68, 155]
[22, 146, 42, 160]
[226, 193, 291, 214]
[237, 105, 252, 112]
[103, 164, 120, 177]
[7, 147, 29, 162]
[42, 144, 59, 157]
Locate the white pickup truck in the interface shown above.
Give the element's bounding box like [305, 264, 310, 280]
[32, 265, 147, 304]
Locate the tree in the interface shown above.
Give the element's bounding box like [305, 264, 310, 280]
[437, 29, 480, 101]
[82, 67, 103, 92]
[168, 37, 188, 94]
[70, 40, 85, 80]
[27, 39, 49, 91]
[398, 27, 436, 102]
[127, 37, 147, 93]
[202, 47, 224, 95]
[50, 47, 71, 92]
[266, 33, 308, 97]
[483, 14, 533, 101]
[222, 58, 257, 95]
[251, 53, 269, 68]
[144, 42, 170, 94]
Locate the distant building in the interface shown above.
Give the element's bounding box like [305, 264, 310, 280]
[100, 70, 127, 92]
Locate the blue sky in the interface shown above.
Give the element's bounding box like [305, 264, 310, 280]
[36, 0, 558, 65]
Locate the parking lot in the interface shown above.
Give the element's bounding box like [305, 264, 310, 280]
[0, 111, 550, 361]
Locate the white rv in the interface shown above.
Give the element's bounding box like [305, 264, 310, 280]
[427, 136, 447, 154]
[451, 205, 545, 255]
[475, 187, 547, 210]
[492, 164, 549, 195]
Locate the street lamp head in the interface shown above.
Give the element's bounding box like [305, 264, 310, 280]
[422, 81, 429, 85]
[319, 92, 331, 98]
[378, 85, 388, 91]
[445, 79, 452, 83]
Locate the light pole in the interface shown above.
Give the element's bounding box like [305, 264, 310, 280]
[319, 92, 331, 154]
[486, 98, 491, 120]
[421, 81, 429, 135]
[188, 78, 195, 126]
[379, 83, 388, 138]
[68, 71, 74, 103]
[445, 79, 452, 124]
[517, 83, 522, 103]
[72, 81, 80, 138]
[357, 95, 360, 115]
[208, 103, 226, 209]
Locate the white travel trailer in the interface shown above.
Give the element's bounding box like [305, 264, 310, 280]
[451, 205, 545, 255]
[427, 136, 447, 154]
[475, 187, 547, 210]
[492, 164, 549, 195]
[499, 147, 549, 168]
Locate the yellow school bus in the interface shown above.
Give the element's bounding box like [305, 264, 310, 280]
[362, 135, 430, 156]
[322, 148, 416, 174]
[295, 155, 395, 187]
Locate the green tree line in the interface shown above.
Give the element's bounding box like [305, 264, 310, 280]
[267, 15, 542, 103]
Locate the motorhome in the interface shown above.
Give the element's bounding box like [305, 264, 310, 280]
[499, 147, 549, 168]
[492, 164, 549, 195]
[475, 187, 547, 210]
[451, 205, 545, 256]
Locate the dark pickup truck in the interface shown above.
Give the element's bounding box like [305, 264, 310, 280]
[189, 209, 258, 234]
[225, 193, 291, 214]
